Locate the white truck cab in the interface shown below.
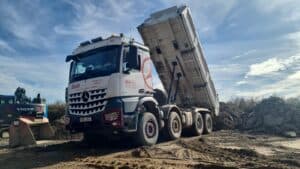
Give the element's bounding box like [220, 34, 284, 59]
[65, 35, 163, 145]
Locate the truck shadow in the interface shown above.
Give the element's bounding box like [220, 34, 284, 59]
[0, 134, 198, 169]
[0, 138, 137, 169]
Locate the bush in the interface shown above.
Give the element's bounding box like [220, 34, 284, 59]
[47, 102, 66, 123]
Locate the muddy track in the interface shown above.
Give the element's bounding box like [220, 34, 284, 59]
[0, 130, 299, 169]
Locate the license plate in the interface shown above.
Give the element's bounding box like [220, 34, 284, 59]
[80, 117, 92, 123]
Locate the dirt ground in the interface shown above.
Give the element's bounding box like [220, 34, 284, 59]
[0, 130, 299, 169]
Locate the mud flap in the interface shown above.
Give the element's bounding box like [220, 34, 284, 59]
[9, 117, 54, 147]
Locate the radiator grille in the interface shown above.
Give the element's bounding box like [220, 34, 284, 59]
[68, 88, 107, 116]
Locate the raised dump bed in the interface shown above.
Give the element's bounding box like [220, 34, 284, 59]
[138, 5, 219, 116]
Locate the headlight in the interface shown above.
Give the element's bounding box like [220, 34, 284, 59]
[104, 112, 119, 121]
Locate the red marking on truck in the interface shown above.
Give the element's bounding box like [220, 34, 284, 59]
[91, 79, 101, 84]
[125, 79, 136, 88]
[141, 57, 153, 90]
[71, 83, 80, 89]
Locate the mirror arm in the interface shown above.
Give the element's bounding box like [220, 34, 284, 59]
[123, 68, 131, 74]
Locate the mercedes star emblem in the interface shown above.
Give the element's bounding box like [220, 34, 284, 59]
[82, 91, 89, 102]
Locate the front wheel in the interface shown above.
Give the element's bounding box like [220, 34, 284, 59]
[203, 113, 213, 134]
[136, 112, 159, 146]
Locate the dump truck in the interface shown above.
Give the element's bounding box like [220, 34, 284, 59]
[0, 87, 54, 147]
[65, 5, 219, 145]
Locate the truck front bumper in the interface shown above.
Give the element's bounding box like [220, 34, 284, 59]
[65, 98, 138, 134]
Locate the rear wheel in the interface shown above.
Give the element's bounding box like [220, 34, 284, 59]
[203, 113, 213, 134]
[136, 112, 159, 146]
[191, 113, 204, 136]
[165, 111, 182, 140]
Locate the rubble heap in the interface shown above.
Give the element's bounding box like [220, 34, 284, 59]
[215, 97, 300, 137]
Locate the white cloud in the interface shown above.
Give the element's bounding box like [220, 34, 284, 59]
[238, 70, 300, 98]
[254, 0, 296, 12]
[287, 70, 300, 80]
[246, 58, 285, 77]
[54, 0, 145, 40]
[253, 0, 300, 24]
[246, 55, 300, 77]
[0, 40, 15, 53]
[210, 64, 244, 74]
[0, 55, 68, 102]
[286, 31, 300, 48]
[236, 80, 247, 86]
[0, 0, 55, 49]
[283, 9, 300, 22]
[233, 49, 257, 59]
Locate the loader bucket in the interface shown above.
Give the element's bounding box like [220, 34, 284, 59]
[9, 117, 54, 147]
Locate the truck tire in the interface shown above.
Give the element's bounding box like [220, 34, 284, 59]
[165, 111, 182, 140]
[191, 113, 204, 136]
[136, 112, 159, 146]
[203, 113, 213, 134]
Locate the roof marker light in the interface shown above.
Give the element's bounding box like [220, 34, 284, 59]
[91, 36, 103, 43]
[80, 41, 91, 46]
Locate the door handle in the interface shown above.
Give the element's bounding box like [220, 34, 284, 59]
[138, 89, 145, 93]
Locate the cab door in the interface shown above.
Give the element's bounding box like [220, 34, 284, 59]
[121, 46, 148, 96]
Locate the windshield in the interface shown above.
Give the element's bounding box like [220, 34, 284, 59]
[70, 45, 121, 82]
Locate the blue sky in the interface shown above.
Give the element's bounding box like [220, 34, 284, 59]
[0, 0, 300, 103]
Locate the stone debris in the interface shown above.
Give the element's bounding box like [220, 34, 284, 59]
[215, 97, 300, 137]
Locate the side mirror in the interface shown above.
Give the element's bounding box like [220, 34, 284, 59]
[122, 46, 140, 74]
[128, 46, 139, 69]
[122, 62, 131, 74]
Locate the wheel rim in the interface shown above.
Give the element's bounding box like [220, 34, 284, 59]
[145, 120, 156, 138]
[172, 116, 181, 133]
[196, 115, 203, 130]
[207, 116, 212, 130]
